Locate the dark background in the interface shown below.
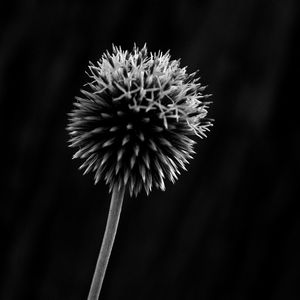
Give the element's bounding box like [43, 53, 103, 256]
[1, 0, 299, 299]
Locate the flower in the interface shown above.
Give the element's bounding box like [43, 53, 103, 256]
[67, 44, 212, 197]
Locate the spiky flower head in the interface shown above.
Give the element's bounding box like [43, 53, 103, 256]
[67, 44, 212, 197]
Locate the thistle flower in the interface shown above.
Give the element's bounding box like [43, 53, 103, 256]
[67, 44, 212, 197]
[67, 44, 213, 300]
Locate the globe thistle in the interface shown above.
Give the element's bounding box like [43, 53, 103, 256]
[67, 44, 212, 197]
[67, 44, 213, 300]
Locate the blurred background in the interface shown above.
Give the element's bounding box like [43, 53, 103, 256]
[1, 0, 299, 299]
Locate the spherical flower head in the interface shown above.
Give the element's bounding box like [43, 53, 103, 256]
[67, 44, 213, 197]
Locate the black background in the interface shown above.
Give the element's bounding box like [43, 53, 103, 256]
[1, 0, 299, 299]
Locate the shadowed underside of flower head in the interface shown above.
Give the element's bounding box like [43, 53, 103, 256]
[67, 44, 213, 196]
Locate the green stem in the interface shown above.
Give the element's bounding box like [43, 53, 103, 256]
[87, 186, 125, 300]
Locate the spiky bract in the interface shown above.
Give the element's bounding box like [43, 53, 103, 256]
[67, 44, 212, 196]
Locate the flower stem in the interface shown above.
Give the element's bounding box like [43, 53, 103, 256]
[87, 186, 125, 300]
